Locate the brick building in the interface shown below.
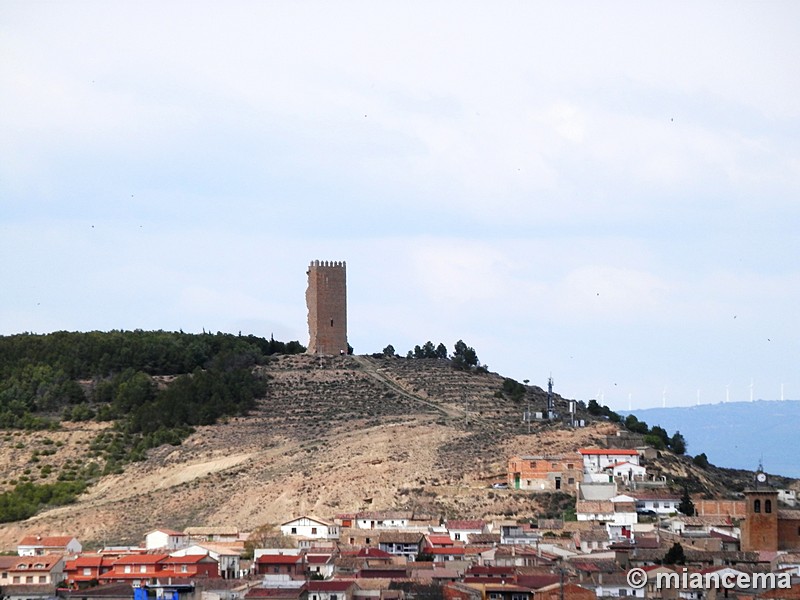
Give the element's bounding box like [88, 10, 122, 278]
[507, 454, 583, 492]
[740, 470, 800, 552]
[306, 260, 347, 355]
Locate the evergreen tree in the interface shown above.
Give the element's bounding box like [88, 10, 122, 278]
[678, 487, 695, 516]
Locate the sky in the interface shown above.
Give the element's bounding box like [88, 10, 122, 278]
[2, 2, 800, 411]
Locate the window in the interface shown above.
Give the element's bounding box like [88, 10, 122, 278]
[454, 533, 461, 540]
[140, 565, 147, 573]
[567, 463, 574, 470]
[653, 502, 659, 508]
[311, 527, 318, 535]
[124, 565, 132, 574]
[26, 575, 34, 583]
[331, 595, 338, 600]
[765, 500, 772, 513]
[551, 462, 558, 468]
[83, 568, 92, 576]
[0, 572, 6, 579]
[620, 590, 627, 597]
[330, 319, 334, 327]
[39, 575, 47, 583]
[568, 478, 575, 485]
[754, 499, 761, 513]
[291, 527, 297, 534]
[181, 565, 188, 573]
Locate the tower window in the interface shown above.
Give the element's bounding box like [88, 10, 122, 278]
[330, 319, 334, 327]
[754, 499, 761, 513]
[765, 500, 772, 513]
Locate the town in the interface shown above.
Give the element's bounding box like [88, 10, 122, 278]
[2, 446, 799, 600]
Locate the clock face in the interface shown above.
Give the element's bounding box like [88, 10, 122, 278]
[756, 472, 767, 483]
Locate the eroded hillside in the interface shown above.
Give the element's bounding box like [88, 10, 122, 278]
[0, 353, 767, 550]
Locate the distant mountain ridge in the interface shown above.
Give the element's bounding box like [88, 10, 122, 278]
[626, 400, 800, 478]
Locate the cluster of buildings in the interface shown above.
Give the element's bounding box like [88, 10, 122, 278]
[2, 453, 799, 600]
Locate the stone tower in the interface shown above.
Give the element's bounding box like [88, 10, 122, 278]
[741, 469, 779, 552]
[306, 260, 348, 355]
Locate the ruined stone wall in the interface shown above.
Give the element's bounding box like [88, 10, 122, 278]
[306, 260, 348, 355]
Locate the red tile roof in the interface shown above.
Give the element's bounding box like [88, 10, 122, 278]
[18, 535, 77, 547]
[307, 581, 357, 592]
[256, 554, 302, 564]
[111, 554, 169, 564]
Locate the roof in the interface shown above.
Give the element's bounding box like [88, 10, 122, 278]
[445, 520, 485, 530]
[111, 553, 170, 565]
[306, 554, 334, 564]
[184, 526, 239, 536]
[256, 554, 302, 564]
[281, 515, 334, 527]
[429, 547, 466, 555]
[5, 555, 64, 571]
[378, 531, 424, 544]
[778, 509, 800, 520]
[18, 535, 77, 547]
[161, 554, 216, 564]
[577, 501, 614, 513]
[307, 581, 357, 592]
[145, 528, 186, 537]
[426, 535, 455, 546]
[245, 587, 307, 599]
[579, 448, 639, 456]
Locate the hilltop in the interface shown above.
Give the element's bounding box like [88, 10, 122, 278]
[1, 343, 793, 550]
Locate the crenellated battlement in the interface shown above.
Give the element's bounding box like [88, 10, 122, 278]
[308, 260, 347, 269]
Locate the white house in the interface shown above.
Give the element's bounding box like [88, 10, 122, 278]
[444, 520, 486, 543]
[144, 528, 189, 551]
[354, 511, 411, 530]
[605, 461, 647, 482]
[17, 536, 82, 557]
[579, 449, 640, 473]
[634, 493, 681, 515]
[280, 516, 339, 540]
[591, 572, 645, 598]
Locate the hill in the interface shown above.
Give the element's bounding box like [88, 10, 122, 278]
[0, 335, 795, 550]
[626, 400, 800, 478]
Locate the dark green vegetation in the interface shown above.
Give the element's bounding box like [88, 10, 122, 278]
[0, 330, 304, 522]
[587, 399, 688, 455]
[403, 339, 484, 372]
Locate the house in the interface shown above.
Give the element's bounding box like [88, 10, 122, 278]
[245, 586, 308, 600]
[305, 553, 335, 579]
[144, 528, 189, 551]
[307, 580, 359, 600]
[378, 531, 425, 560]
[446, 520, 487, 543]
[280, 516, 340, 541]
[159, 554, 219, 578]
[17, 535, 82, 556]
[63, 554, 116, 587]
[499, 524, 541, 546]
[254, 552, 305, 579]
[577, 501, 615, 523]
[462, 582, 535, 600]
[183, 526, 241, 543]
[579, 449, 640, 478]
[354, 511, 412, 530]
[170, 542, 243, 579]
[507, 455, 583, 493]
[634, 492, 681, 516]
[604, 461, 647, 483]
[0, 554, 66, 587]
[98, 554, 169, 584]
[533, 582, 596, 600]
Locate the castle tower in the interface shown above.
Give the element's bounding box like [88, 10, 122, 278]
[306, 260, 348, 355]
[741, 468, 779, 552]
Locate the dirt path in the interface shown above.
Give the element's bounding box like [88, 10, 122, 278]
[352, 355, 463, 419]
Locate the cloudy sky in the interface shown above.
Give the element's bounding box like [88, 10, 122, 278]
[2, 1, 799, 410]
